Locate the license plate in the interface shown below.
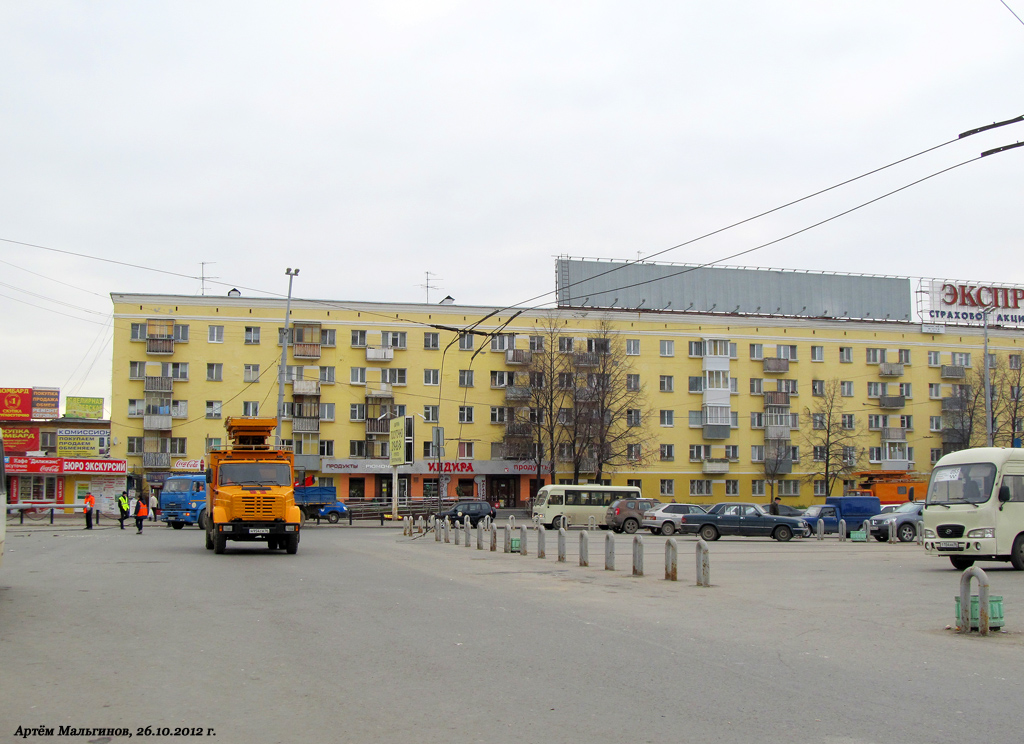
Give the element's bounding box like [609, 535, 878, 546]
[249, 528, 270, 534]
[939, 541, 959, 549]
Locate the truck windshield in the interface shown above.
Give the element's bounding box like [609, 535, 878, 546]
[803, 505, 822, 517]
[219, 463, 292, 486]
[927, 463, 996, 505]
[163, 480, 196, 493]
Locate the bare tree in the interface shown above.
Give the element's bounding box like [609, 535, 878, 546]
[942, 371, 987, 453]
[800, 379, 863, 497]
[762, 439, 792, 500]
[523, 317, 572, 485]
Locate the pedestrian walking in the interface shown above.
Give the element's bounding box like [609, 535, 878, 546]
[768, 496, 781, 515]
[149, 492, 159, 522]
[117, 491, 130, 530]
[83, 492, 95, 529]
[134, 493, 149, 534]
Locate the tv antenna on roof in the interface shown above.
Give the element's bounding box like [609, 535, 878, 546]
[419, 271, 442, 304]
[200, 262, 219, 296]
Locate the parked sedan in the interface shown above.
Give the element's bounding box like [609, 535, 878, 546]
[436, 500, 497, 526]
[763, 503, 806, 517]
[642, 503, 707, 535]
[683, 502, 809, 542]
[867, 501, 923, 542]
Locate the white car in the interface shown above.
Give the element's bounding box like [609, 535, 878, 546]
[642, 503, 708, 536]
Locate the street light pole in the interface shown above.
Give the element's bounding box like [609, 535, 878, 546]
[276, 268, 299, 447]
[983, 307, 993, 447]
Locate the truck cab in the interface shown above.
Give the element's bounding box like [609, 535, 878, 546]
[160, 474, 207, 529]
[803, 495, 880, 535]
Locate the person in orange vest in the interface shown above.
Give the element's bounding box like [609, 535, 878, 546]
[134, 492, 150, 534]
[83, 493, 95, 530]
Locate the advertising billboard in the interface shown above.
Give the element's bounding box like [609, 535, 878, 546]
[57, 428, 104, 457]
[32, 387, 60, 418]
[0, 388, 33, 420]
[65, 397, 105, 419]
[1, 426, 39, 452]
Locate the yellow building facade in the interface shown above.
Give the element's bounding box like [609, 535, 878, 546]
[109, 292, 1024, 508]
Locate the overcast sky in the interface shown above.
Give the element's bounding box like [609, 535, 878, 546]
[1, 1, 1022, 412]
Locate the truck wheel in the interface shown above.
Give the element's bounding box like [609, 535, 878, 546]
[897, 523, 916, 542]
[285, 534, 299, 555]
[1010, 534, 1024, 571]
[205, 528, 214, 550]
[214, 532, 226, 554]
[197, 510, 207, 530]
[171, 522, 185, 530]
[950, 556, 975, 570]
[774, 525, 793, 542]
[699, 525, 718, 542]
[661, 522, 676, 536]
[622, 519, 639, 534]
[327, 512, 340, 524]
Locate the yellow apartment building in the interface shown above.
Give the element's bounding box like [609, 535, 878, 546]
[109, 275, 1024, 508]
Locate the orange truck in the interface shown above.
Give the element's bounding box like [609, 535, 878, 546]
[847, 470, 928, 506]
[204, 417, 302, 555]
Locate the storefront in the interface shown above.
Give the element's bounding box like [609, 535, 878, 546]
[5, 457, 128, 512]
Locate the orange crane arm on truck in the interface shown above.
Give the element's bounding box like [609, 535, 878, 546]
[205, 417, 302, 555]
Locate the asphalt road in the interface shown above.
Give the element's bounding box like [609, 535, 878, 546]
[1, 519, 1022, 744]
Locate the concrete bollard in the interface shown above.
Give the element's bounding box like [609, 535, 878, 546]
[605, 531, 615, 571]
[490, 524, 497, 552]
[536, 525, 546, 559]
[465, 521, 472, 548]
[959, 566, 992, 635]
[558, 527, 566, 562]
[632, 535, 644, 577]
[838, 519, 847, 542]
[435, 517, 441, 542]
[444, 518, 451, 544]
[696, 539, 710, 587]
[454, 520, 461, 546]
[476, 521, 483, 550]
[588, 516, 598, 531]
[888, 520, 897, 544]
[579, 530, 589, 567]
[816, 519, 825, 541]
[520, 525, 529, 557]
[916, 521, 924, 545]
[503, 525, 511, 553]
[665, 538, 678, 581]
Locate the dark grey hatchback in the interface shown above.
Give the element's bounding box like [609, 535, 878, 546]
[436, 500, 497, 526]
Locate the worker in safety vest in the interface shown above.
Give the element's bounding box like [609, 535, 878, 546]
[117, 492, 130, 530]
[83, 493, 95, 530]
[134, 493, 149, 534]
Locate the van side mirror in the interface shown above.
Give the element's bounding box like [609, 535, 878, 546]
[206, 468, 213, 484]
[999, 485, 1011, 503]
[908, 487, 915, 501]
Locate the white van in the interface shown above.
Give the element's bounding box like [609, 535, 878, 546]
[533, 484, 641, 530]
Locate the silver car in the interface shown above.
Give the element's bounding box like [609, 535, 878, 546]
[642, 503, 708, 536]
[868, 501, 924, 542]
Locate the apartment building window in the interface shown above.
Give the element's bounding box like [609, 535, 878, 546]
[750, 412, 764, 429]
[660, 479, 675, 497]
[529, 335, 544, 352]
[244, 364, 260, 383]
[689, 444, 710, 461]
[660, 410, 674, 427]
[951, 352, 971, 366]
[868, 447, 882, 463]
[660, 444, 675, 461]
[492, 334, 514, 352]
[841, 414, 855, 429]
[348, 367, 366, 385]
[319, 329, 335, 347]
[705, 370, 729, 390]
[750, 378, 763, 395]
[458, 442, 474, 459]
[814, 480, 828, 497]
[626, 409, 641, 427]
[929, 383, 941, 399]
[320, 366, 336, 383]
[319, 440, 334, 457]
[813, 446, 826, 462]
[812, 413, 826, 430]
[207, 363, 222, 382]
[172, 324, 189, 342]
[900, 415, 913, 430]
[627, 374, 640, 392]
[930, 415, 942, 432]
[778, 379, 798, 394]
[867, 382, 884, 398]
[458, 333, 474, 351]
[841, 381, 854, 397]
[726, 480, 739, 496]
[839, 346, 852, 363]
[245, 326, 261, 344]
[898, 348, 911, 364]
[162, 362, 188, 380]
[208, 325, 224, 343]
[688, 376, 704, 393]
[490, 406, 508, 424]
[491, 371, 510, 388]
[866, 348, 885, 364]
[319, 403, 335, 421]
[423, 405, 438, 423]
[424, 369, 439, 385]
[749, 343, 763, 360]
[170, 400, 188, 418]
[811, 345, 823, 362]
[690, 479, 712, 496]
[751, 445, 765, 462]
[557, 408, 574, 425]
[529, 408, 545, 424]
[459, 406, 474, 423]
[811, 380, 824, 397]
[350, 440, 367, 458]
[424, 332, 439, 350]
[627, 444, 641, 461]
[931, 448, 943, 465]
[127, 399, 144, 417]
[281, 402, 294, 419]
[659, 375, 674, 393]
[169, 438, 187, 456]
[660, 340, 675, 357]
[242, 401, 259, 416]
[626, 339, 640, 356]
[380, 368, 404, 385]
[778, 480, 799, 497]
[459, 370, 474, 387]
[928, 350, 941, 366]
[777, 345, 798, 360]
[1011, 354, 1022, 371]
[382, 331, 407, 349]
[899, 383, 913, 398]
[688, 340, 704, 357]
[205, 437, 222, 453]
[130, 323, 146, 341]
[558, 336, 574, 353]
[725, 445, 739, 460]
[868, 414, 886, 430]
[751, 480, 765, 496]
[127, 436, 144, 454]
[351, 330, 367, 347]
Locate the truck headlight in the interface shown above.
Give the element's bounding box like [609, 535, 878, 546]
[924, 529, 937, 538]
[967, 527, 994, 539]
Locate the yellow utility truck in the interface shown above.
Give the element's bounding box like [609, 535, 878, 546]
[205, 417, 301, 554]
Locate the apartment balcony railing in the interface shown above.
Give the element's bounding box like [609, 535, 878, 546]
[143, 414, 172, 431]
[292, 380, 321, 396]
[143, 452, 171, 469]
[878, 395, 906, 409]
[764, 425, 790, 441]
[491, 441, 533, 460]
[763, 391, 790, 406]
[941, 365, 966, 380]
[504, 386, 531, 401]
[292, 417, 320, 433]
[878, 362, 905, 377]
[505, 349, 533, 365]
[144, 376, 174, 393]
[703, 424, 731, 440]
[941, 397, 965, 413]
[293, 342, 321, 359]
[146, 338, 174, 355]
[881, 427, 906, 441]
[505, 422, 533, 438]
[702, 458, 730, 474]
[762, 357, 790, 373]
[365, 346, 394, 362]
[573, 352, 600, 367]
[365, 418, 392, 435]
[365, 383, 393, 399]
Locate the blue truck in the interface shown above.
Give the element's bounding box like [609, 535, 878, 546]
[159, 474, 208, 529]
[802, 495, 881, 536]
[293, 486, 347, 522]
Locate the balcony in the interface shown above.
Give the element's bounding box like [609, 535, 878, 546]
[143, 452, 171, 469]
[573, 352, 600, 367]
[505, 422, 533, 438]
[365, 346, 394, 362]
[763, 391, 790, 406]
[505, 349, 533, 365]
[365, 418, 392, 435]
[880, 459, 911, 471]
[491, 441, 533, 460]
[365, 383, 393, 399]
[504, 386, 531, 401]
[763, 357, 790, 373]
[293, 342, 321, 359]
[292, 417, 320, 433]
[143, 414, 172, 431]
[879, 362, 905, 377]
[144, 376, 174, 393]
[293, 380, 321, 396]
[702, 458, 730, 474]
[765, 425, 790, 440]
[146, 338, 174, 355]
[878, 395, 906, 409]
[294, 454, 320, 471]
[881, 427, 906, 441]
[703, 424, 731, 440]
[941, 365, 966, 379]
[941, 397, 965, 413]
